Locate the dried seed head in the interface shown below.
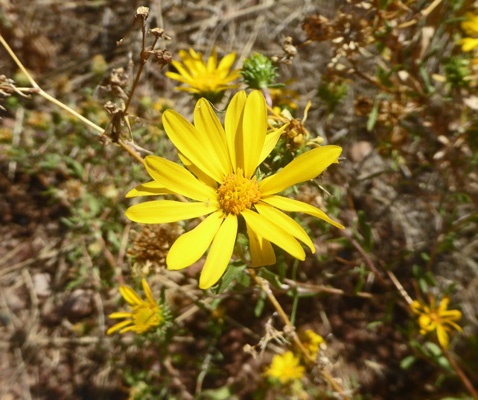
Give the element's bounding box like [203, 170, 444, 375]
[149, 28, 171, 40]
[149, 49, 173, 68]
[136, 6, 149, 21]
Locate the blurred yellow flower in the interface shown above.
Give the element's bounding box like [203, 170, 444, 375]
[459, 12, 478, 51]
[411, 294, 462, 349]
[461, 12, 478, 36]
[265, 351, 305, 384]
[300, 329, 325, 358]
[270, 85, 299, 112]
[166, 47, 240, 102]
[107, 279, 162, 334]
[126, 91, 343, 289]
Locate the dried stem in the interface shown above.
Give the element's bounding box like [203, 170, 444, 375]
[442, 347, 478, 400]
[248, 268, 350, 399]
[0, 33, 145, 166]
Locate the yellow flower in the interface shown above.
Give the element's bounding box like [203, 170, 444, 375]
[166, 47, 241, 102]
[459, 12, 478, 52]
[125, 90, 343, 289]
[107, 279, 162, 334]
[270, 85, 299, 112]
[300, 329, 325, 357]
[411, 294, 462, 349]
[265, 351, 305, 384]
[458, 37, 478, 52]
[461, 12, 478, 37]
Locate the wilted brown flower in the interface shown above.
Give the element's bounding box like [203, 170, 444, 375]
[128, 223, 183, 277]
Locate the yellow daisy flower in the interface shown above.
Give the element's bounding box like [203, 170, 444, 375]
[125, 90, 343, 289]
[459, 12, 478, 51]
[265, 351, 305, 384]
[461, 12, 478, 37]
[166, 47, 241, 102]
[300, 329, 325, 358]
[107, 279, 162, 334]
[411, 294, 462, 349]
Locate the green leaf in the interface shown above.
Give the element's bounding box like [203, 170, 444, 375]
[366, 100, 379, 132]
[215, 265, 247, 294]
[259, 268, 282, 290]
[400, 355, 416, 370]
[254, 291, 267, 318]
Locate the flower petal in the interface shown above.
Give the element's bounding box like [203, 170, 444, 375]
[199, 214, 238, 289]
[242, 90, 268, 178]
[241, 209, 305, 261]
[246, 222, 276, 267]
[120, 286, 142, 306]
[107, 320, 133, 335]
[259, 145, 342, 196]
[258, 123, 290, 165]
[109, 312, 133, 319]
[207, 47, 218, 72]
[178, 152, 218, 189]
[194, 99, 232, 177]
[142, 279, 155, 305]
[125, 200, 216, 224]
[225, 91, 246, 171]
[167, 211, 224, 270]
[144, 155, 218, 204]
[440, 310, 462, 320]
[217, 51, 236, 73]
[163, 109, 225, 182]
[255, 202, 315, 253]
[261, 195, 344, 229]
[436, 325, 450, 349]
[126, 181, 174, 198]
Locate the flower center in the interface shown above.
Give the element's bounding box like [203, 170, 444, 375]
[217, 169, 261, 215]
[133, 304, 161, 333]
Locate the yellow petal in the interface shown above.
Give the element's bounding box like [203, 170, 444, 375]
[241, 209, 305, 261]
[125, 200, 216, 224]
[126, 181, 174, 198]
[246, 222, 276, 267]
[120, 286, 142, 306]
[207, 47, 218, 72]
[165, 71, 191, 85]
[107, 320, 133, 335]
[255, 202, 315, 253]
[436, 325, 450, 349]
[459, 37, 478, 52]
[446, 320, 463, 332]
[199, 214, 238, 289]
[440, 309, 461, 320]
[142, 279, 155, 305]
[108, 312, 133, 319]
[258, 123, 290, 165]
[217, 51, 236, 73]
[167, 211, 224, 270]
[144, 155, 218, 204]
[163, 110, 225, 183]
[119, 326, 137, 333]
[242, 90, 268, 178]
[225, 91, 246, 171]
[194, 99, 232, 177]
[261, 195, 344, 229]
[178, 152, 218, 189]
[260, 145, 342, 196]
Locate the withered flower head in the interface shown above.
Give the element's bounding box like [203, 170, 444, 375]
[128, 223, 183, 277]
[136, 6, 149, 21]
[149, 28, 171, 41]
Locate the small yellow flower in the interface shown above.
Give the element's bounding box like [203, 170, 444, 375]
[107, 279, 162, 335]
[458, 37, 478, 52]
[300, 329, 325, 358]
[459, 12, 478, 52]
[270, 85, 299, 112]
[125, 91, 343, 289]
[411, 294, 462, 349]
[461, 12, 478, 37]
[166, 47, 240, 102]
[265, 351, 305, 384]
